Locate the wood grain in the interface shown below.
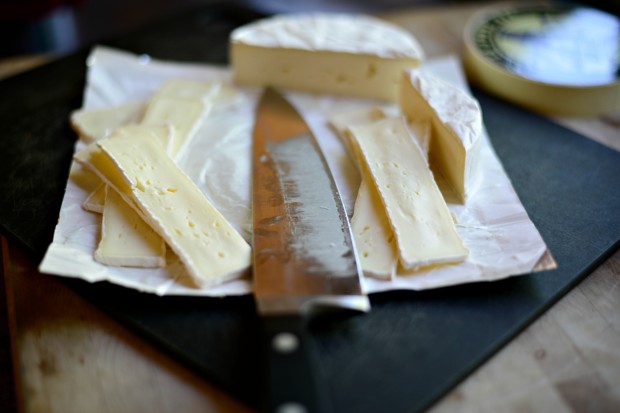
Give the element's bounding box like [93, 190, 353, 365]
[1, 2, 619, 412]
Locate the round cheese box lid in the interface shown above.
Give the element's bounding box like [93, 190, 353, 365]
[463, 2, 620, 117]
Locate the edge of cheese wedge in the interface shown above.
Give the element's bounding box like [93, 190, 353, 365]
[400, 70, 483, 203]
[231, 13, 425, 100]
[348, 117, 468, 270]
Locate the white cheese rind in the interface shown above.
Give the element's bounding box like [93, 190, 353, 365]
[400, 70, 482, 203]
[94, 186, 166, 267]
[231, 14, 424, 100]
[97, 132, 252, 288]
[349, 117, 468, 270]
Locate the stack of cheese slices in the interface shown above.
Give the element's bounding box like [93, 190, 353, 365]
[70, 12, 483, 288]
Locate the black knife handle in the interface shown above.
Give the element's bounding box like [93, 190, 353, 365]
[261, 315, 332, 413]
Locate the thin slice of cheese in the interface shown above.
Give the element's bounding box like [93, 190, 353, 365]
[400, 70, 482, 203]
[328, 106, 386, 165]
[152, 79, 218, 101]
[70, 101, 146, 143]
[348, 117, 468, 270]
[141, 97, 207, 158]
[97, 131, 251, 287]
[82, 183, 106, 213]
[351, 176, 397, 280]
[231, 13, 424, 100]
[95, 186, 166, 267]
[75, 126, 170, 268]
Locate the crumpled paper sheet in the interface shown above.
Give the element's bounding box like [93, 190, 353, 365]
[39, 46, 554, 296]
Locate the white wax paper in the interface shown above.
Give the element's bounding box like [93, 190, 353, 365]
[39, 46, 553, 296]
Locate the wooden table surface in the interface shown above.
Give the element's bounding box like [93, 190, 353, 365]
[1, 3, 619, 413]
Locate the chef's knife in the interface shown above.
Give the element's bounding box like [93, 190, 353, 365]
[252, 87, 370, 413]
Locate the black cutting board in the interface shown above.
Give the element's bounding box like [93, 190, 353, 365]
[1, 4, 619, 413]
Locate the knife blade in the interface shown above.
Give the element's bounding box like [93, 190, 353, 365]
[252, 87, 370, 413]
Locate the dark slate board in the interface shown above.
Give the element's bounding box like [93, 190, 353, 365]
[1, 4, 619, 413]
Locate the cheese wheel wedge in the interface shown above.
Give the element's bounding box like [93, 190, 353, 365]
[400, 70, 482, 203]
[231, 13, 425, 100]
[348, 117, 468, 270]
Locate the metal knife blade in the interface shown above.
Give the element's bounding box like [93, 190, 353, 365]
[252, 87, 369, 413]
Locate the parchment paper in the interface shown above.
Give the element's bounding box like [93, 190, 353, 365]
[39, 46, 553, 295]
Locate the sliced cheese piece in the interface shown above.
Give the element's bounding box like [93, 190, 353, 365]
[400, 70, 482, 203]
[94, 186, 166, 267]
[70, 101, 146, 143]
[82, 183, 106, 213]
[348, 117, 468, 270]
[75, 126, 171, 268]
[152, 78, 219, 102]
[328, 106, 386, 166]
[97, 131, 251, 288]
[351, 176, 397, 280]
[231, 13, 424, 100]
[407, 121, 431, 162]
[141, 97, 207, 157]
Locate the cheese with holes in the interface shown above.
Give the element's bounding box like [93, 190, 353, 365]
[329, 108, 397, 278]
[70, 101, 146, 143]
[97, 131, 251, 287]
[231, 14, 424, 100]
[400, 70, 482, 203]
[75, 126, 171, 267]
[95, 186, 166, 267]
[348, 117, 468, 270]
[351, 176, 397, 279]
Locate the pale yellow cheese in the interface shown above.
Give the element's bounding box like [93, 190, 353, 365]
[351, 176, 397, 280]
[74, 126, 170, 268]
[329, 107, 397, 278]
[348, 117, 468, 270]
[82, 183, 106, 213]
[94, 186, 166, 267]
[151, 79, 219, 102]
[70, 101, 146, 143]
[97, 131, 251, 288]
[400, 70, 482, 203]
[231, 14, 424, 100]
[141, 97, 207, 157]
[328, 107, 386, 165]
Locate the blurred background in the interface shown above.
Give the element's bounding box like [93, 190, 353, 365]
[1, 0, 619, 58]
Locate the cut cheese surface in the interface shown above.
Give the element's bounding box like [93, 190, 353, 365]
[74, 126, 171, 268]
[328, 106, 386, 166]
[351, 176, 397, 280]
[400, 70, 482, 203]
[152, 79, 218, 102]
[231, 13, 424, 100]
[70, 101, 146, 143]
[82, 183, 106, 213]
[95, 186, 166, 267]
[97, 131, 251, 287]
[142, 97, 207, 157]
[349, 117, 468, 270]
